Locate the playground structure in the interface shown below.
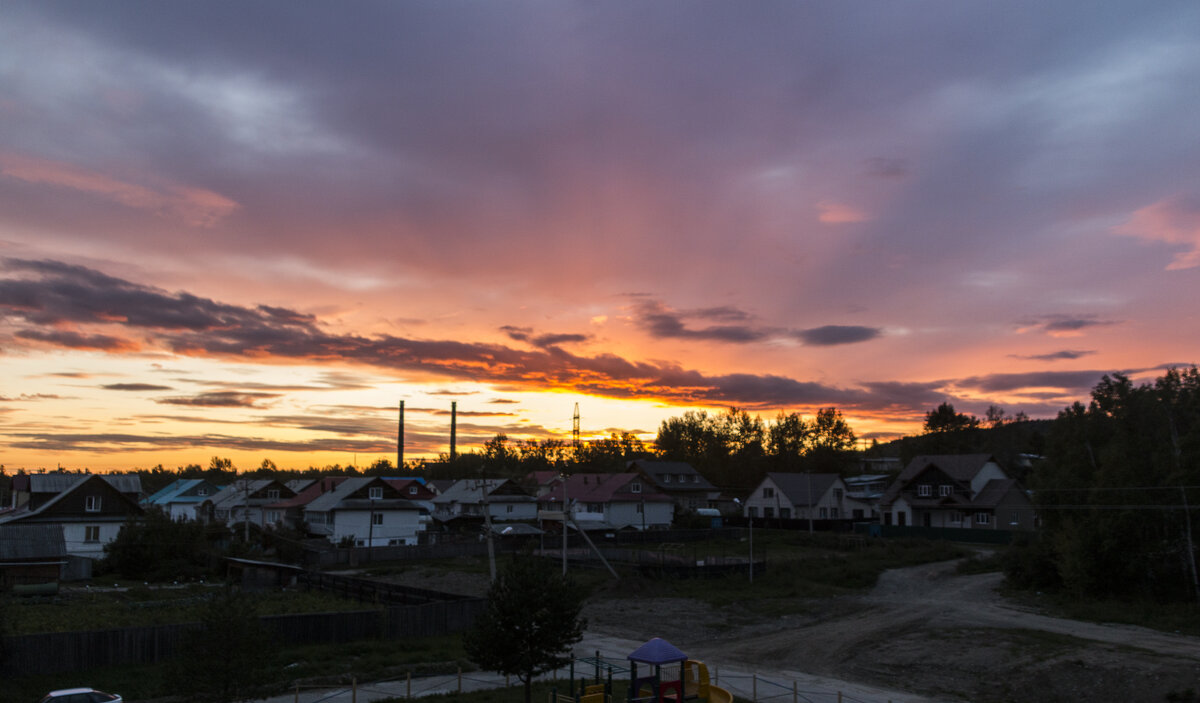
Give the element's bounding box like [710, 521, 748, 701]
[551, 637, 733, 703]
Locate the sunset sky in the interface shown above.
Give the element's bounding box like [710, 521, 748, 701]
[2, 1, 1199, 472]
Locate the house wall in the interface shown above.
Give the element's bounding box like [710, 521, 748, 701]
[599, 501, 673, 530]
[486, 501, 538, 522]
[61, 522, 123, 559]
[889, 496, 912, 527]
[332, 509, 425, 547]
[970, 462, 1007, 495]
[167, 503, 198, 521]
[994, 490, 1037, 531]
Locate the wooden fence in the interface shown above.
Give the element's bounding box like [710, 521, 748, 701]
[0, 598, 486, 676]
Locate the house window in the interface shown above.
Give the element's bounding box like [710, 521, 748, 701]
[636, 503, 644, 514]
[369, 487, 383, 500]
[267, 511, 280, 523]
[408, 486, 418, 495]
[84, 525, 100, 542]
[939, 485, 953, 497]
[85, 495, 102, 512]
[197, 488, 208, 496]
[975, 512, 990, 525]
[506, 504, 513, 513]
[748, 506, 758, 517]
[631, 482, 642, 493]
[691, 475, 698, 483]
[780, 508, 791, 519]
[764, 507, 774, 518]
[763, 487, 775, 498]
[819, 507, 828, 519]
[663, 475, 671, 483]
[830, 507, 839, 518]
[918, 485, 932, 497]
[950, 512, 963, 524]
[373, 513, 383, 526]
[355, 539, 365, 547]
[587, 503, 603, 513]
[267, 489, 280, 500]
[834, 488, 844, 502]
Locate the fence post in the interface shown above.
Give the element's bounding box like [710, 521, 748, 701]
[407, 671, 412, 699]
[793, 680, 797, 703]
[753, 673, 757, 701]
[294, 684, 299, 703]
[458, 666, 463, 694]
[351, 677, 357, 703]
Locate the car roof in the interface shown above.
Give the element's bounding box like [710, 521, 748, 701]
[47, 689, 101, 695]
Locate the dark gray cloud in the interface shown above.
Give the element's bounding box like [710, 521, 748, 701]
[795, 325, 883, 346]
[1011, 350, 1096, 362]
[156, 391, 281, 408]
[15, 329, 134, 351]
[632, 300, 770, 343]
[102, 383, 173, 391]
[1020, 315, 1121, 335]
[955, 370, 1110, 394]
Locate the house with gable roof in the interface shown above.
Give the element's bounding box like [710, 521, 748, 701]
[626, 460, 722, 513]
[143, 478, 221, 521]
[0, 473, 145, 559]
[196, 478, 297, 530]
[535, 472, 674, 531]
[878, 454, 1036, 530]
[743, 472, 869, 521]
[431, 479, 537, 525]
[302, 476, 428, 546]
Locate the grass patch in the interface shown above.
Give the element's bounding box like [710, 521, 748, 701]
[7, 585, 370, 635]
[602, 533, 968, 616]
[377, 678, 635, 702]
[0, 634, 474, 703]
[955, 549, 1006, 575]
[1025, 594, 1200, 637]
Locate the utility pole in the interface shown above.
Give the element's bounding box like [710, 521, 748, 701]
[1182, 486, 1200, 601]
[477, 475, 497, 583]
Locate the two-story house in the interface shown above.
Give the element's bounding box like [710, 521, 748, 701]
[536, 472, 674, 531]
[143, 478, 221, 521]
[0, 473, 145, 559]
[626, 460, 721, 513]
[743, 473, 869, 520]
[302, 477, 428, 547]
[878, 454, 1036, 530]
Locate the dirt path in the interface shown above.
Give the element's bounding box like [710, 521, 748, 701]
[382, 561, 1200, 702]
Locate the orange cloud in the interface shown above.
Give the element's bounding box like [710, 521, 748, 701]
[817, 200, 869, 224]
[1114, 196, 1200, 270]
[0, 152, 238, 227]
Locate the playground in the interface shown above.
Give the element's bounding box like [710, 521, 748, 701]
[549, 637, 732, 703]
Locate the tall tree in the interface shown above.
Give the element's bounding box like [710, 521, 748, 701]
[464, 555, 587, 703]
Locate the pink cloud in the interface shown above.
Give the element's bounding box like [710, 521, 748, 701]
[817, 200, 869, 224]
[1114, 195, 1200, 270]
[0, 152, 238, 227]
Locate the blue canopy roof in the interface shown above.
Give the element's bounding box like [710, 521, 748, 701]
[627, 637, 687, 664]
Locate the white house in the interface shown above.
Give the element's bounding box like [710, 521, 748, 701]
[303, 477, 428, 546]
[536, 472, 674, 531]
[143, 478, 220, 521]
[878, 454, 1036, 530]
[743, 473, 868, 521]
[0, 474, 144, 560]
[431, 479, 538, 524]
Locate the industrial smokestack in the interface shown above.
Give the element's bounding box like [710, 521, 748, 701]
[450, 401, 457, 460]
[397, 400, 405, 470]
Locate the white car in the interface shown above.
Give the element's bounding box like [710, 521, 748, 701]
[38, 688, 122, 703]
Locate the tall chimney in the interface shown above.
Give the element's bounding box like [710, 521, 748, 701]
[450, 401, 458, 460]
[397, 400, 405, 470]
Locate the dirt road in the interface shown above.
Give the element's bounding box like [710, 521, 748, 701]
[385, 560, 1200, 702]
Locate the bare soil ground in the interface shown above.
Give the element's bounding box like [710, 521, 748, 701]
[382, 562, 1200, 703]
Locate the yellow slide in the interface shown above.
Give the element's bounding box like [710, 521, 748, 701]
[684, 660, 735, 702]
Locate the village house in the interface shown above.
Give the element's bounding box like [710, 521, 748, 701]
[878, 454, 1036, 530]
[626, 460, 722, 513]
[535, 472, 674, 531]
[743, 472, 869, 521]
[301, 477, 428, 547]
[143, 478, 221, 521]
[0, 473, 144, 560]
